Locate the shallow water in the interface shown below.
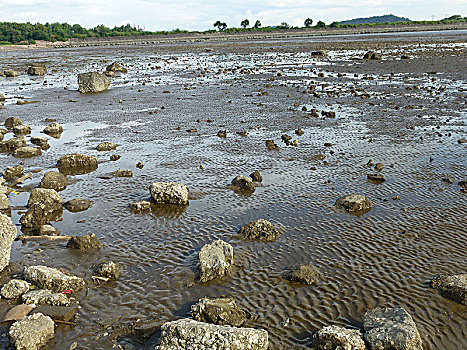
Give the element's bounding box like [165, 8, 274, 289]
[0, 30, 466, 349]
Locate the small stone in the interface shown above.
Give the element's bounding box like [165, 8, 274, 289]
[94, 261, 121, 279]
[457, 139, 467, 144]
[129, 201, 151, 212]
[136, 161, 145, 169]
[249, 170, 263, 182]
[39, 224, 60, 236]
[374, 163, 384, 171]
[39, 171, 67, 191]
[110, 154, 121, 161]
[295, 128, 304, 136]
[431, 274, 467, 305]
[363, 51, 382, 60]
[149, 182, 189, 205]
[392, 195, 401, 200]
[239, 219, 279, 242]
[1, 279, 30, 299]
[266, 139, 280, 151]
[66, 233, 101, 250]
[114, 169, 132, 177]
[22, 289, 70, 306]
[231, 175, 255, 191]
[191, 297, 247, 327]
[335, 194, 372, 214]
[13, 124, 31, 136]
[43, 122, 63, 135]
[13, 146, 42, 158]
[367, 173, 386, 183]
[197, 239, 234, 283]
[9, 313, 55, 350]
[217, 130, 227, 137]
[63, 199, 92, 212]
[97, 142, 117, 151]
[283, 263, 321, 285]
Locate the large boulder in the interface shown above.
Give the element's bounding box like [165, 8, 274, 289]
[96, 141, 117, 151]
[3, 165, 24, 181]
[20, 188, 62, 228]
[430, 273, 467, 305]
[27, 64, 47, 76]
[13, 146, 42, 158]
[238, 219, 279, 242]
[63, 198, 92, 212]
[363, 308, 422, 350]
[1, 279, 30, 299]
[311, 325, 367, 350]
[56, 153, 98, 175]
[39, 171, 67, 191]
[156, 318, 268, 350]
[150, 182, 189, 205]
[197, 239, 234, 283]
[9, 313, 55, 350]
[363, 51, 382, 60]
[191, 297, 247, 327]
[23, 265, 85, 292]
[335, 194, 372, 214]
[78, 72, 110, 93]
[283, 263, 321, 285]
[0, 213, 17, 273]
[13, 124, 31, 136]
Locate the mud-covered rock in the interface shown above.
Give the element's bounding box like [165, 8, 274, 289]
[78, 72, 110, 93]
[66, 233, 101, 250]
[97, 141, 117, 151]
[63, 198, 92, 212]
[57, 153, 98, 175]
[249, 170, 263, 182]
[30, 136, 49, 149]
[27, 64, 47, 75]
[43, 122, 63, 135]
[364, 51, 382, 60]
[129, 200, 151, 212]
[150, 182, 189, 205]
[22, 289, 70, 306]
[13, 124, 31, 135]
[311, 325, 367, 350]
[4, 70, 19, 78]
[20, 188, 62, 228]
[156, 318, 268, 350]
[191, 297, 247, 327]
[1, 279, 30, 299]
[106, 61, 127, 73]
[363, 307, 422, 350]
[197, 239, 234, 283]
[39, 171, 67, 191]
[13, 146, 42, 158]
[4, 117, 22, 129]
[9, 313, 55, 350]
[335, 194, 372, 214]
[283, 263, 321, 285]
[431, 274, 467, 305]
[0, 136, 26, 152]
[239, 219, 279, 242]
[94, 261, 121, 279]
[0, 213, 17, 273]
[23, 265, 85, 292]
[231, 175, 255, 191]
[3, 165, 24, 181]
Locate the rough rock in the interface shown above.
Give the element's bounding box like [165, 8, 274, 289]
[367, 173, 386, 183]
[20, 188, 62, 228]
[335, 194, 372, 214]
[13, 124, 31, 135]
[217, 130, 227, 137]
[0, 93, 4, 102]
[43, 122, 63, 135]
[56, 153, 98, 175]
[63, 198, 92, 212]
[13, 146, 42, 158]
[23, 265, 85, 292]
[363, 307, 422, 350]
[249, 170, 263, 182]
[94, 261, 121, 279]
[3, 165, 24, 181]
[0, 193, 10, 211]
[106, 61, 127, 73]
[27, 64, 46, 75]
[39, 171, 67, 191]
[22, 289, 70, 306]
[9, 313, 55, 350]
[31, 136, 49, 149]
[4, 70, 19, 77]
[266, 139, 280, 151]
[430, 273, 467, 305]
[129, 200, 151, 212]
[197, 239, 234, 283]
[66, 233, 101, 250]
[311, 325, 367, 350]
[110, 154, 121, 161]
[97, 141, 117, 151]
[0, 136, 26, 152]
[0, 213, 17, 273]
[5, 117, 22, 129]
[231, 175, 255, 191]
[283, 263, 321, 285]
[1, 279, 30, 299]
[239, 219, 279, 242]
[156, 318, 268, 350]
[191, 297, 247, 327]
[39, 224, 60, 236]
[150, 182, 189, 205]
[114, 169, 132, 177]
[78, 72, 111, 93]
[364, 51, 382, 60]
[311, 50, 328, 57]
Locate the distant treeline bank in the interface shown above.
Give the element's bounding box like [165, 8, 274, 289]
[0, 15, 466, 45]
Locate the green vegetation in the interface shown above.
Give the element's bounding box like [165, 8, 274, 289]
[241, 19, 249, 29]
[339, 14, 411, 25]
[213, 21, 227, 31]
[304, 18, 313, 28]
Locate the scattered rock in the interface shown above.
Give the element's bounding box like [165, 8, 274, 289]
[149, 182, 189, 205]
[295, 128, 304, 136]
[66, 233, 101, 250]
[136, 161, 145, 169]
[311, 50, 327, 57]
[197, 239, 234, 283]
[97, 142, 117, 151]
[401, 54, 410, 59]
[10, 313, 54, 350]
[156, 318, 268, 350]
[363, 307, 422, 350]
[0, 213, 17, 273]
[78, 72, 111, 93]
[39, 224, 60, 236]
[110, 154, 121, 161]
[283, 263, 321, 285]
[2, 165, 24, 181]
[217, 130, 227, 137]
[364, 51, 382, 60]
[56, 154, 98, 175]
[13, 124, 31, 136]
[231, 175, 255, 191]
[3, 304, 34, 322]
[114, 169, 133, 177]
[63, 198, 92, 212]
[0, 136, 26, 152]
[266, 139, 280, 151]
[13, 146, 42, 158]
[335, 194, 372, 214]
[4, 117, 22, 129]
[129, 200, 151, 212]
[30, 305, 77, 322]
[39, 171, 67, 191]
[1, 279, 30, 299]
[23, 265, 85, 292]
[281, 134, 293, 146]
[239, 219, 279, 242]
[4, 70, 19, 77]
[27, 64, 47, 75]
[431, 274, 466, 305]
[30, 136, 49, 149]
[191, 297, 247, 327]
[106, 61, 127, 73]
[311, 325, 367, 350]
[94, 261, 121, 279]
[43, 122, 63, 135]
[20, 188, 62, 228]
[457, 138, 467, 144]
[22, 289, 70, 306]
[367, 173, 386, 183]
[374, 163, 384, 171]
[249, 170, 263, 182]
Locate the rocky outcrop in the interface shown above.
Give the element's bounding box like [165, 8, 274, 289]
[156, 318, 268, 350]
[0, 213, 17, 273]
[2, 165, 24, 181]
[39, 171, 67, 191]
[197, 240, 234, 283]
[150, 182, 189, 205]
[238, 219, 279, 242]
[311, 325, 367, 350]
[231, 175, 255, 191]
[63, 198, 92, 212]
[431, 274, 467, 305]
[66, 233, 101, 250]
[283, 263, 321, 285]
[27, 64, 47, 76]
[13, 146, 42, 158]
[335, 194, 372, 214]
[94, 261, 121, 279]
[1, 279, 30, 299]
[191, 297, 247, 327]
[23, 265, 85, 292]
[96, 141, 117, 151]
[20, 188, 62, 228]
[9, 313, 55, 350]
[56, 154, 98, 175]
[78, 72, 111, 93]
[363, 308, 422, 350]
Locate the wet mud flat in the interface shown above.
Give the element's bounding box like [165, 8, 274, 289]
[0, 31, 466, 349]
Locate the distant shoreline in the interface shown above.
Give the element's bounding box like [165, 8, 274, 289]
[1, 22, 466, 52]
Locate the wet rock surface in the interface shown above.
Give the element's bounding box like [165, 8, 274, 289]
[231, 175, 255, 191]
[39, 171, 67, 191]
[2, 165, 23, 182]
[197, 239, 234, 283]
[149, 182, 189, 205]
[56, 153, 98, 175]
[63, 198, 92, 212]
[20, 188, 62, 228]
[23, 265, 85, 292]
[97, 141, 117, 151]
[22, 289, 71, 306]
[78, 71, 111, 93]
[43, 122, 63, 135]
[0, 213, 17, 273]
[1, 279, 30, 299]
[27, 64, 47, 76]
[335, 194, 372, 214]
[9, 313, 55, 350]
[94, 261, 121, 279]
[66, 233, 102, 249]
[283, 263, 321, 285]
[13, 146, 41, 158]
[191, 297, 248, 327]
[238, 219, 280, 242]
[311, 325, 367, 350]
[430, 273, 467, 305]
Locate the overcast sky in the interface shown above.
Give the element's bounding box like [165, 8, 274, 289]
[1, 0, 466, 31]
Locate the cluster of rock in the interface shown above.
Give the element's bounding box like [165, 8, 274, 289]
[77, 61, 126, 93]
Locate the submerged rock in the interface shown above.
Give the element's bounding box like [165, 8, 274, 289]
[283, 263, 321, 285]
[238, 219, 279, 242]
[22, 289, 70, 306]
[231, 175, 255, 191]
[149, 182, 189, 205]
[191, 297, 247, 327]
[78, 72, 110, 93]
[94, 261, 121, 279]
[335, 194, 372, 214]
[63, 198, 92, 212]
[9, 313, 55, 350]
[156, 318, 268, 350]
[430, 273, 467, 305]
[43, 122, 63, 135]
[13, 146, 42, 158]
[2, 165, 24, 181]
[66, 233, 101, 250]
[97, 141, 117, 151]
[1, 279, 30, 299]
[197, 239, 234, 283]
[0, 213, 17, 273]
[311, 325, 367, 350]
[20, 188, 62, 228]
[39, 171, 67, 191]
[56, 154, 98, 175]
[363, 307, 422, 350]
[23, 265, 85, 292]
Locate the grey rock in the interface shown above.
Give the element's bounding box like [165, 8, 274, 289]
[22, 289, 70, 306]
[20, 188, 62, 228]
[197, 239, 234, 283]
[4, 116, 22, 129]
[13, 124, 31, 136]
[231, 175, 255, 191]
[78, 72, 111, 93]
[1, 279, 30, 299]
[311, 325, 367, 350]
[63, 198, 92, 212]
[43, 122, 63, 135]
[3, 304, 34, 322]
[239, 219, 279, 242]
[156, 318, 268, 350]
[13, 146, 42, 158]
[27, 64, 47, 75]
[431, 273, 467, 305]
[39, 224, 60, 236]
[94, 261, 121, 279]
[23, 265, 85, 292]
[363, 307, 422, 350]
[66, 233, 101, 250]
[9, 313, 54, 350]
[56, 153, 98, 175]
[191, 297, 247, 327]
[283, 263, 321, 285]
[106, 61, 127, 72]
[0, 213, 17, 273]
[39, 171, 67, 191]
[364, 51, 382, 60]
[30, 305, 77, 322]
[150, 182, 189, 205]
[3, 165, 24, 181]
[30, 136, 49, 149]
[97, 141, 117, 151]
[335, 194, 372, 214]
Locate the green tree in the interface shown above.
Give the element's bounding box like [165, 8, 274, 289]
[241, 19, 249, 28]
[329, 21, 339, 28]
[254, 20, 261, 28]
[213, 21, 227, 31]
[315, 20, 326, 28]
[280, 22, 290, 29]
[304, 18, 313, 27]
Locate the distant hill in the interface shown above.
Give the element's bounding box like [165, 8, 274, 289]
[339, 15, 412, 25]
